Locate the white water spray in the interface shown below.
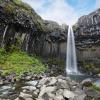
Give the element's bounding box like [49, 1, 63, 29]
[66, 25, 78, 74]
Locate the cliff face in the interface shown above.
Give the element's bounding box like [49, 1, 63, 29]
[74, 8, 100, 73]
[0, 0, 68, 58]
[43, 20, 67, 58]
[74, 8, 100, 47]
[0, 0, 100, 74]
[0, 0, 46, 55]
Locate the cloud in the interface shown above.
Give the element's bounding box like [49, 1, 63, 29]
[22, 0, 45, 11]
[22, 0, 97, 25]
[40, 0, 78, 25]
[22, 0, 78, 25]
[95, 0, 100, 9]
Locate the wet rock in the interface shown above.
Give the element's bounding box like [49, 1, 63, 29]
[33, 89, 40, 95]
[26, 80, 38, 86]
[81, 78, 92, 89]
[48, 77, 57, 86]
[63, 89, 76, 99]
[74, 94, 86, 100]
[0, 79, 3, 85]
[54, 95, 64, 100]
[19, 92, 32, 99]
[39, 85, 57, 97]
[42, 93, 50, 100]
[0, 85, 12, 92]
[97, 73, 100, 77]
[15, 97, 20, 100]
[25, 76, 32, 81]
[85, 88, 100, 98]
[56, 89, 63, 95]
[22, 86, 37, 91]
[1, 75, 99, 100]
[57, 79, 70, 89]
[38, 78, 50, 86]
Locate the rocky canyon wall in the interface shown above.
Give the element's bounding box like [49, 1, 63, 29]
[0, 0, 68, 59]
[0, 0, 100, 68]
[74, 8, 100, 70]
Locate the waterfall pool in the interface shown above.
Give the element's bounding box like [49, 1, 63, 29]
[68, 74, 100, 83]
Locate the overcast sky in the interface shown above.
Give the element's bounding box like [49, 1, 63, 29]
[22, 0, 100, 25]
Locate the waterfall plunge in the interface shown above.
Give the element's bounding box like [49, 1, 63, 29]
[1, 25, 8, 48]
[66, 25, 78, 75]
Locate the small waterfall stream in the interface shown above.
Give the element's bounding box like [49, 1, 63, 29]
[25, 34, 30, 51]
[1, 25, 8, 48]
[66, 25, 78, 74]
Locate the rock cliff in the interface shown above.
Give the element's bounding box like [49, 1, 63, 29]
[0, 0, 47, 55]
[0, 0, 68, 58]
[74, 8, 100, 74]
[0, 0, 100, 74]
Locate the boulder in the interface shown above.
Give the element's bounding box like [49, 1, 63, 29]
[48, 77, 57, 86]
[19, 92, 32, 99]
[57, 79, 70, 89]
[54, 95, 64, 100]
[38, 78, 50, 86]
[26, 80, 38, 86]
[22, 86, 36, 91]
[81, 78, 92, 89]
[56, 89, 63, 95]
[63, 89, 76, 99]
[74, 94, 86, 100]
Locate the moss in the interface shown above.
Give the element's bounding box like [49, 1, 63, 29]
[47, 57, 65, 67]
[4, 3, 15, 13]
[1, 0, 45, 32]
[83, 62, 100, 74]
[94, 97, 100, 100]
[12, 0, 32, 12]
[91, 48, 96, 51]
[0, 0, 4, 4]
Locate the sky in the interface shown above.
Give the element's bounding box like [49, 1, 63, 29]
[22, 0, 100, 25]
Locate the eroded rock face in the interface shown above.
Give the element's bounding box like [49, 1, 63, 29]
[0, 0, 68, 59]
[74, 8, 100, 48]
[0, 0, 46, 55]
[43, 21, 68, 58]
[74, 8, 100, 74]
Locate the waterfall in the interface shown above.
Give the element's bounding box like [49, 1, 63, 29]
[25, 34, 30, 51]
[1, 25, 8, 48]
[66, 25, 78, 75]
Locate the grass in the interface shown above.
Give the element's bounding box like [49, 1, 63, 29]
[0, 48, 47, 76]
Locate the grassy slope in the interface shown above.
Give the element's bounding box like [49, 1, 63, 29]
[0, 0, 46, 76]
[0, 48, 46, 76]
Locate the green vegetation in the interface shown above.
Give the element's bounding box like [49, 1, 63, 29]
[83, 62, 100, 74]
[4, 3, 15, 13]
[0, 48, 46, 76]
[47, 57, 65, 67]
[3, 0, 32, 14]
[12, 0, 33, 12]
[2, 0, 45, 32]
[92, 84, 100, 91]
[94, 97, 100, 100]
[0, 0, 4, 3]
